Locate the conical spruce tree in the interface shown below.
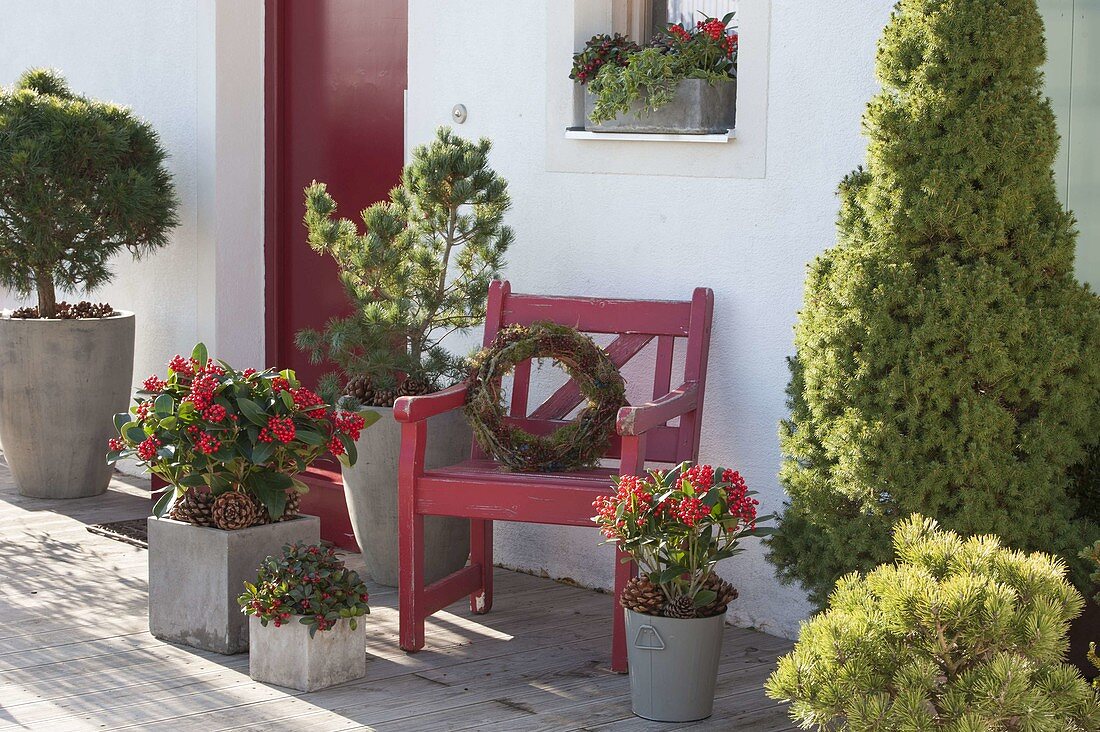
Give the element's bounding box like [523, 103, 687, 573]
[767, 0, 1100, 607]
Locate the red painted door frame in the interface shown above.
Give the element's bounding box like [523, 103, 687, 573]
[265, 0, 408, 548]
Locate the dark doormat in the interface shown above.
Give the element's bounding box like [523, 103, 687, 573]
[87, 518, 148, 549]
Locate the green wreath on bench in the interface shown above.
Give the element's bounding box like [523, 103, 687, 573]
[464, 321, 627, 473]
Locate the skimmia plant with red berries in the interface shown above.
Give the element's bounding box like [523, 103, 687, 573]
[107, 343, 378, 521]
[580, 13, 738, 124]
[592, 462, 773, 617]
[238, 543, 370, 637]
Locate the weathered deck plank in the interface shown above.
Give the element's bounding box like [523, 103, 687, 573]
[0, 457, 794, 731]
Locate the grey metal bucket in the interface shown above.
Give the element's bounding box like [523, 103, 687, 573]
[625, 608, 725, 722]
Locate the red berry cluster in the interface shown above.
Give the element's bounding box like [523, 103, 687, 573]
[137, 435, 162, 461]
[185, 371, 220, 411]
[328, 436, 346, 456]
[201, 403, 227, 422]
[142, 374, 167, 392]
[168, 354, 199, 377]
[135, 402, 152, 421]
[242, 368, 258, 379]
[108, 437, 125, 452]
[669, 23, 691, 41]
[721, 469, 758, 531]
[270, 376, 290, 393]
[186, 425, 221, 455]
[259, 415, 296, 444]
[674, 495, 710, 527]
[291, 387, 324, 411]
[333, 410, 367, 441]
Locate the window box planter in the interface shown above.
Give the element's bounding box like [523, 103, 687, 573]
[147, 515, 320, 654]
[248, 615, 367, 691]
[584, 78, 736, 135]
[341, 407, 470, 587]
[625, 609, 725, 722]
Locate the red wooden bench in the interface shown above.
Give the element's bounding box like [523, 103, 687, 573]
[394, 280, 714, 672]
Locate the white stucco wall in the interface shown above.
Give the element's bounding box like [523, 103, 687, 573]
[406, 0, 895, 638]
[0, 0, 265, 385]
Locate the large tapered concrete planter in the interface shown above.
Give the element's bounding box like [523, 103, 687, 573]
[342, 407, 470, 587]
[584, 78, 736, 134]
[0, 311, 134, 498]
[148, 515, 320, 654]
[249, 615, 367, 691]
[625, 609, 725, 722]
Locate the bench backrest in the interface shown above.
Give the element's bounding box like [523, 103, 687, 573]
[475, 280, 714, 464]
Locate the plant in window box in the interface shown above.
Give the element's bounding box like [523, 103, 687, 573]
[108, 342, 373, 654]
[575, 14, 738, 134]
[239, 543, 371, 691]
[296, 127, 513, 588]
[0, 68, 178, 500]
[592, 462, 773, 722]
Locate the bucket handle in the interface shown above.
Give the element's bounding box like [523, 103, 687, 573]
[634, 624, 665, 651]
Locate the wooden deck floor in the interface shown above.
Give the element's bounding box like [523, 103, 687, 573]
[0, 457, 795, 731]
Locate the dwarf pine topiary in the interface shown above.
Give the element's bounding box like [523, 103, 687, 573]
[0, 69, 178, 317]
[766, 516, 1100, 731]
[767, 0, 1100, 607]
[296, 127, 512, 401]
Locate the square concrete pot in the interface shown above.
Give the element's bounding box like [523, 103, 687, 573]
[584, 77, 736, 134]
[148, 515, 320, 654]
[249, 615, 367, 691]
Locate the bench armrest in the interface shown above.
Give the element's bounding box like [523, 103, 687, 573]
[616, 382, 699, 436]
[393, 382, 469, 423]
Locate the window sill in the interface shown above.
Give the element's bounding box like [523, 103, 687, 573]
[564, 127, 736, 144]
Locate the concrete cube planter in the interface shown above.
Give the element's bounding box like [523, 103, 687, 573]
[625, 609, 725, 722]
[248, 615, 367, 691]
[584, 78, 736, 134]
[0, 311, 134, 498]
[148, 515, 320, 654]
[342, 407, 470, 587]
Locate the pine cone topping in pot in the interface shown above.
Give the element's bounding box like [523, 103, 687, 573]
[664, 595, 698, 619]
[620, 576, 665, 616]
[211, 491, 260, 530]
[696, 573, 738, 618]
[169, 489, 215, 527]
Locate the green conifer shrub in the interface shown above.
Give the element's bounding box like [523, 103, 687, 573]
[766, 516, 1100, 731]
[296, 127, 512, 401]
[767, 0, 1100, 607]
[0, 69, 178, 317]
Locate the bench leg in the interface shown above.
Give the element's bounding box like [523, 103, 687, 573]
[470, 518, 493, 614]
[612, 547, 636, 673]
[399, 511, 426, 652]
[398, 421, 427, 653]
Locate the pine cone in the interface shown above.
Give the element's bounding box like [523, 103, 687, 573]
[279, 490, 303, 521]
[249, 493, 272, 525]
[169, 490, 215, 527]
[664, 595, 698, 619]
[398, 377, 432, 397]
[696, 573, 738, 618]
[211, 491, 260, 530]
[620, 576, 665, 616]
[344, 375, 374, 403]
[372, 387, 397, 407]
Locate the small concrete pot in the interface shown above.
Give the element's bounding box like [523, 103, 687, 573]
[249, 615, 367, 691]
[148, 515, 320, 654]
[625, 608, 725, 722]
[584, 77, 736, 134]
[0, 311, 134, 498]
[342, 407, 471, 586]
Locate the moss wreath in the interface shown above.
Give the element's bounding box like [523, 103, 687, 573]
[464, 321, 627, 472]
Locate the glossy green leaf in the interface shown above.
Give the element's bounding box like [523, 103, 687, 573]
[237, 397, 268, 426]
[191, 342, 208, 366]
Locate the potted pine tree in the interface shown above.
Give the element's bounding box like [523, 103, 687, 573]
[240, 543, 371, 691]
[0, 68, 178, 498]
[592, 462, 771, 722]
[297, 126, 512, 586]
[768, 0, 1100, 608]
